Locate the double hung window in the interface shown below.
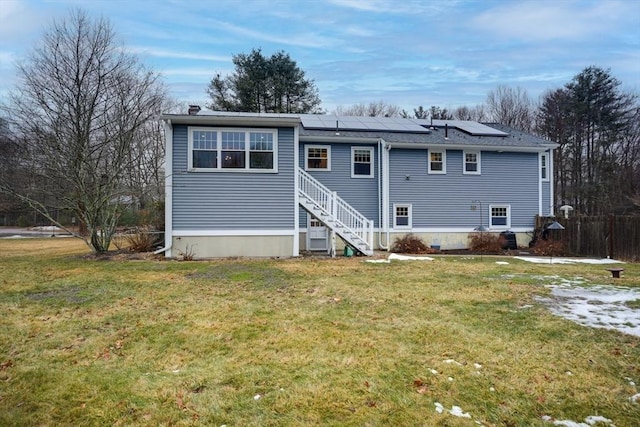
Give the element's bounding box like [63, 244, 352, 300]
[305, 145, 331, 171]
[428, 150, 446, 174]
[351, 147, 374, 178]
[464, 151, 481, 174]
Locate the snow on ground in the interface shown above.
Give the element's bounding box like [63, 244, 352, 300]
[366, 253, 434, 263]
[515, 256, 624, 265]
[541, 414, 615, 426]
[536, 278, 640, 337]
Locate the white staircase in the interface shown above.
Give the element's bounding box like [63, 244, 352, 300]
[298, 168, 374, 256]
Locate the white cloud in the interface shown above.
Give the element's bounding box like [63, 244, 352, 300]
[209, 20, 338, 49]
[129, 46, 230, 62]
[472, 0, 633, 41]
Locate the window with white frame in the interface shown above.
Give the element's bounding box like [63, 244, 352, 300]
[428, 149, 446, 174]
[189, 128, 276, 172]
[306, 145, 330, 170]
[540, 152, 549, 181]
[394, 204, 412, 228]
[351, 147, 374, 178]
[463, 151, 481, 174]
[489, 205, 511, 228]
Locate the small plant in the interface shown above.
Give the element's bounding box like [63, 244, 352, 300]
[531, 239, 567, 256]
[390, 234, 436, 254]
[177, 244, 196, 261]
[126, 228, 161, 252]
[468, 232, 505, 253]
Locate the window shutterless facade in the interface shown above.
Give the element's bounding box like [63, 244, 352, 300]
[393, 204, 412, 229]
[463, 151, 481, 175]
[489, 205, 511, 229]
[305, 145, 331, 171]
[351, 147, 374, 178]
[189, 127, 277, 172]
[428, 149, 446, 174]
[540, 152, 549, 181]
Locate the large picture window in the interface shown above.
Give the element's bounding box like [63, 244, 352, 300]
[305, 145, 331, 171]
[428, 149, 446, 174]
[489, 205, 511, 228]
[351, 147, 374, 178]
[189, 128, 277, 172]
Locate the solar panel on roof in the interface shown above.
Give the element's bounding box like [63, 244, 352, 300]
[300, 115, 429, 132]
[427, 119, 508, 136]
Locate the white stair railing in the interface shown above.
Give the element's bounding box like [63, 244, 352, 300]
[298, 168, 374, 255]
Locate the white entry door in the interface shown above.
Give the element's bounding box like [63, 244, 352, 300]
[308, 215, 328, 251]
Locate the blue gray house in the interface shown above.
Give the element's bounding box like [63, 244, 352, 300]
[159, 109, 557, 258]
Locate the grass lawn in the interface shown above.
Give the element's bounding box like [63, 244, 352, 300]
[0, 238, 638, 426]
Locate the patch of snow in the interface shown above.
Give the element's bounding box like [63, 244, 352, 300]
[474, 363, 482, 369]
[630, 393, 640, 403]
[366, 253, 435, 263]
[253, 394, 261, 400]
[389, 253, 434, 261]
[448, 377, 454, 382]
[536, 281, 640, 337]
[542, 414, 615, 426]
[429, 368, 438, 375]
[444, 359, 463, 366]
[515, 256, 623, 265]
[495, 261, 509, 265]
[489, 387, 495, 392]
[434, 402, 471, 418]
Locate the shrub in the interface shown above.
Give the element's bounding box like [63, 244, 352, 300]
[468, 232, 505, 253]
[531, 239, 567, 257]
[391, 234, 436, 254]
[125, 228, 161, 252]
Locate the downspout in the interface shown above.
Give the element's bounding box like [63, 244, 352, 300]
[377, 139, 386, 249]
[157, 119, 173, 257]
[378, 139, 390, 250]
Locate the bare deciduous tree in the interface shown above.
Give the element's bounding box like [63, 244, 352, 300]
[453, 105, 487, 122]
[1, 9, 166, 252]
[486, 85, 534, 131]
[333, 100, 402, 117]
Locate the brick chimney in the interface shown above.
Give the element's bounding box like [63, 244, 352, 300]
[188, 105, 201, 115]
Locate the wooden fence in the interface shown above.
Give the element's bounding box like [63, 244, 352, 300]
[535, 215, 640, 262]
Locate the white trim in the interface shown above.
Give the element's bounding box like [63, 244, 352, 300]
[174, 229, 296, 237]
[489, 204, 511, 230]
[293, 125, 300, 257]
[428, 149, 446, 174]
[304, 144, 331, 171]
[187, 127, 278, 173]
[388, 142, 553, 153]
[548, 149, 555, 216]
[351, 146, 374, 178]
[407, 226, 533, 233]
[163, 120, 173, 258]
[393, 203, 412, 229]
[463, 150, 481, 175]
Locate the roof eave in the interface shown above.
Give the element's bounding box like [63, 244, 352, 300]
[160, 114, 301, 127]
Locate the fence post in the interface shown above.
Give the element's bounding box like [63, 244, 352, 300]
[608, 215, 614, 259]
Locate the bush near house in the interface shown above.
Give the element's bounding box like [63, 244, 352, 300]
[390, 234, 437, 254]
[468, 232, 505, 253]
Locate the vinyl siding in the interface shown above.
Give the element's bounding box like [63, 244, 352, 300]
[172, 125, 295, 230]
[389, 149, 539, 229]
[299, 142, 379, 227]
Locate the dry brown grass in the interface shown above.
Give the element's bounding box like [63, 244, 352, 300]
[0, 238, 638, 426]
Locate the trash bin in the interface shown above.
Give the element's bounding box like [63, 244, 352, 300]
[343, 246, 354, 257]
[500, 231, 517, 250]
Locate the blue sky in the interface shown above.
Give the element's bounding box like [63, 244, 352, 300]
[1, 0, 639, 113]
